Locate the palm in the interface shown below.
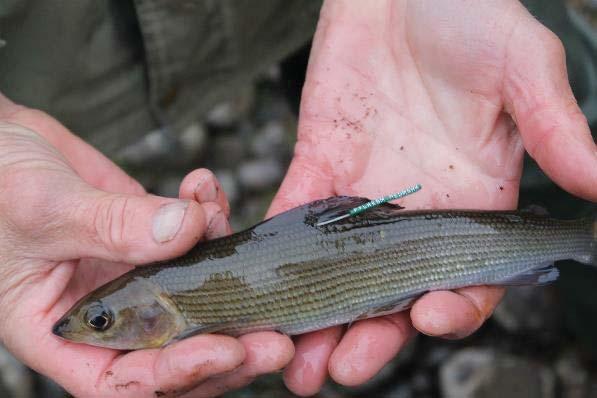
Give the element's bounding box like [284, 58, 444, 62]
[14, 259, 131, 389]
[289, 1, 526, 209]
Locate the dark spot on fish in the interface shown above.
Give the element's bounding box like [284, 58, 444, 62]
[499, 186, 504, 191]
[115, 381, 140, 391]
[105, 370, 114, 377]
[155, 392, 165, 397]
[400, 146, 404, 151]
[449, 165, 454, 170]
[446, 194, 450, 198]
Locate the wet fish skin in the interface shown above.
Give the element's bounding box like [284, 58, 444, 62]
[53, 196, 596, 349]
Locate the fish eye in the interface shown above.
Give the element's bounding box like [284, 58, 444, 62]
[85, 305, 113, 331]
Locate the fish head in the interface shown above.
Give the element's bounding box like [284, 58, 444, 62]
[52, 276, 188, 350]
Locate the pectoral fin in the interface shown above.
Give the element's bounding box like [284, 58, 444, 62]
[168, 319, 248, 344]
[355, 293, 422, 321]
[494, 264, 559, 286]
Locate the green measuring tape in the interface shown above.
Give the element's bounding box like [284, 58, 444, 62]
[317, 183, 422, 226]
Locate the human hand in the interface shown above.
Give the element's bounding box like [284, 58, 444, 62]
[269, 0, 597, 395]
[0, 94, 293, 397]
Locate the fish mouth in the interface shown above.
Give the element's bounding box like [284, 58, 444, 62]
[52, 316, 72, 338]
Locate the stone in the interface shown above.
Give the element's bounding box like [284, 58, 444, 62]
[423, 345, 454, 368]
[115, 130, 171, 165]
[205, 86, 255, 129]
[179, 122, 207, 157]
[555, 350, 590, 398]
[250, 120, 288, 158]
[205, 101, 238, 128]
[258, 64, 282, 82]
[492, 286, 560, 333]
[237, 159, 284, 191]
[411, 370, 433, 395]
[215, 169, 239, 205]
[440, 348, 555, 398]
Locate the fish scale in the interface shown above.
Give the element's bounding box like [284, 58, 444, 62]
[53, 196, 596, 349]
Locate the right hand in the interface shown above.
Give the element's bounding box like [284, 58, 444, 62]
[0, 94, 294, 397]
[269, 1, 597, 395]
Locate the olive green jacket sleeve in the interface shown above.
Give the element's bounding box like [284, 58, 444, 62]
[0, 0, 321, 155]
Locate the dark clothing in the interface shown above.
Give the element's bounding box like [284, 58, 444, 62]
[0, 0, 321, 154]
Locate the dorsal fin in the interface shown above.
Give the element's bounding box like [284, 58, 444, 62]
[520, 204, 550, 216]
[256, 196, 405, 232]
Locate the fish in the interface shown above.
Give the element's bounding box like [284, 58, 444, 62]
[52, 196, 596, 350]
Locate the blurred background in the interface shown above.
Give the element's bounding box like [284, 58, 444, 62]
[0, 1, 596, 397]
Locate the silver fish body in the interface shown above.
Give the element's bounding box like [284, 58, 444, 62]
[53, 197, 596, 349]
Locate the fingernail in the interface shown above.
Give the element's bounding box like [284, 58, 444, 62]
[195, 176, 217, 203]
[207, 211, 230, 239]
[152, 201, 189, 243]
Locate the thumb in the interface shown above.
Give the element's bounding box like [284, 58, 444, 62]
[25, 183, 207, 264]
[75, 190, 208, 264]
[503, 20, 597, 201]
[267, 140, 334, 218]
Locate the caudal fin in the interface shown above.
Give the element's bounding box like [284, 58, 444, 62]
[574, 213, 596, 265]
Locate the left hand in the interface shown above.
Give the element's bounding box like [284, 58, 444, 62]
[0, 95, 294, 398]
[268, 0, 597, 395]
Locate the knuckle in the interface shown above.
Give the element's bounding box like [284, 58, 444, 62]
[534, 25, 566, 61]
[91, 195, 133, 255]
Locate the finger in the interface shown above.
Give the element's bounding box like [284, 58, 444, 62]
[180, 169, 230, 218]
[411, 286, 504, 338]
[13, 182, 208, 264]
[328, 312, 414, 386]
[183, 332, 295, 398]
[283, 327, 343, 397]
[266, 141, 334, 218]
[0, 98, 146, 195]
[201, 202, 232, 240]
[98, 334, 245, 398]
[503, 20, 597, 201]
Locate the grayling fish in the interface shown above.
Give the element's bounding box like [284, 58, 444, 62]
[53, 196, 596, 350]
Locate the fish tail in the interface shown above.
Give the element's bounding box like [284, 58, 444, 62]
[572, 213, 597, 265]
